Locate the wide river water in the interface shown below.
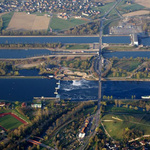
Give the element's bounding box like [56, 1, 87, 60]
[0, 36, 149, 45]
[0, 36, 150, 101]
[0, 79, 150, 101]
[0, 36, 130, 44]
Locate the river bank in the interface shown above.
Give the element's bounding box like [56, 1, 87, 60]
[1, 75, 150, 82]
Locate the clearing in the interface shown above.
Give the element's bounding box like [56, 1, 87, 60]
[102, 113, 150, 140]
[123, 10, 150, 17]
[135, 0, 150, 8]
[7, 12, 50, 31]
[50, 16, 88, 31]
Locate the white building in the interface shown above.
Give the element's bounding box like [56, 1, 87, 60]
[31, 104, 42, 108]
[132, 34, 138, 46]
[79, 133, 85, 139]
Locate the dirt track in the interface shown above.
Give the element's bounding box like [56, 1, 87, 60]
[0, 112, 28, 125]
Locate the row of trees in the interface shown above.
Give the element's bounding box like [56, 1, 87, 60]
[0, 30, 55, 36]
[0, 43, 63, 48]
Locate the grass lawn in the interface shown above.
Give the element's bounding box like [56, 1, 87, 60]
[102, 113, 150, 140]
[103, 46, 135, 51]
[117, 0, 145, 14]
[105, 105, 144, 114]
[113, 60, 142, 72]
[1, 12, 14, 30]
[65, 44, 89, 50]
[0, 114, 23, 130]
[50, 17, 88, 31]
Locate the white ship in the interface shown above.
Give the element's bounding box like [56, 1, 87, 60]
[56, 80, 60, 85]
[55, 85, 60, 90]
[141, 96, 150, 99]
[54, 91, 58, 95]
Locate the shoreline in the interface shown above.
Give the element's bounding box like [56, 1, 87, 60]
[1, 75, 150, 82]
[0, 35, 131, 38]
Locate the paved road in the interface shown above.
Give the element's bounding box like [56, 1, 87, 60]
[80, 1, 123, 149]
[27, 139, 54, 150]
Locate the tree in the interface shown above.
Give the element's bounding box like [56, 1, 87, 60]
[14, 71, 19, 76]
[118, 100, 122, 107]
[15, 101, 19, 105]
[114, 100, 118, 107]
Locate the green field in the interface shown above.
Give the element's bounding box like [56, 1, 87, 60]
[113, 60, 142, 72]
[1, 12, 14, 30]
[102, 113, 150, 140]
[103, 46, 135, 51]
[117, 0, 145, 14]
[0, 115, 23, 130]
[50, 17, 88, 31]
[65, 44, 89, 49]
[105, 105, 144, 113]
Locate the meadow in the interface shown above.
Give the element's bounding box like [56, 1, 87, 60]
[102, 112, 150, 140]
[50, 16, 89, 31]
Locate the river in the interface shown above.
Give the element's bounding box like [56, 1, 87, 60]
[0, 49, 53, 59]
[0, 78, 56, 101]
[1, 50, 150, 101]
[0, 36, 150, 101]
[0, 79, 150, 101]
[0, 36, 130, 44]
[141, 37, 150, 46]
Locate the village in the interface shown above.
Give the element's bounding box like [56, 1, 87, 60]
[0, 0, 103, 19]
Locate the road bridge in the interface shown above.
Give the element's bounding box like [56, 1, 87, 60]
[80, 1, 123, 149]
[27, 139, 55, 150]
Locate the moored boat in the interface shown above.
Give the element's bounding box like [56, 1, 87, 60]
[141, 96, 150, 99]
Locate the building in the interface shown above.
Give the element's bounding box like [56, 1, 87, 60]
[0, 102, 5, 107]
[31, 104, 42, 108]
[132, 34, 139, 46]
[79, 133, 85, 139]
[21, 102, 27, 108]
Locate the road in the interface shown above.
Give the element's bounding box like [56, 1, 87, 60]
[27, 139, 54, 150]
[80, 0, 123, 149]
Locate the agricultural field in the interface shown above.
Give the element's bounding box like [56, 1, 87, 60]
[123, 10, 150, 17]
[1, 12, 14, 30]
[7, 12, 50, 31]
[116, 0, 145, 14]
[50, 16, 88, 31]
[0, 114, 23, 130]
[135, 0, 150, 8]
